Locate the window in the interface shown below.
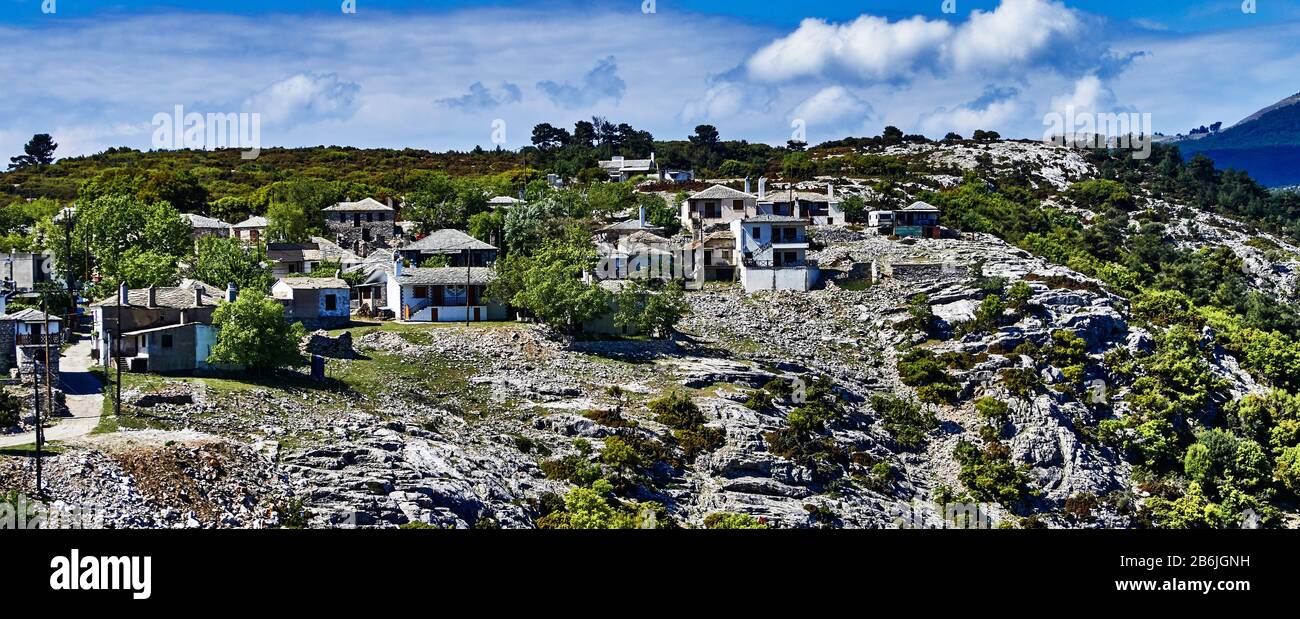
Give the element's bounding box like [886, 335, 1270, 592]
[703, 250, 713, 266]
[366, 213, 374, 222]
[161, 334, 173, 349]
[753, 227, 762, 241]
[325, 294, 337, 311]
[414, 286, 428, 299]
[444, 285, 468, 305]
[732, 199, 744, 210]
[720, 250, 732, 263]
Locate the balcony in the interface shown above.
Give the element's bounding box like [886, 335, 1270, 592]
[742, 257, 819, 270]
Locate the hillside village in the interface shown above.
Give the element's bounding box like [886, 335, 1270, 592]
[2, 126, 1300, 529]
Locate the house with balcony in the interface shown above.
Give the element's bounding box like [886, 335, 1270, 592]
[689, 230, 737, 283]
[755, 181, 846, 226]
[729, 215, 819, 292]
[894, 201, 942, 238]
[384, 262, 506, 322]
[89, 280, 232, 373]
[397, 229, 498, 268]
[267, 243, 324, 277]
[681, 184, 757, 231]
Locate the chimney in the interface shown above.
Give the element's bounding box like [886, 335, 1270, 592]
[744, 177, 751, 194]
[386, 197, 394, 208]
[194, 287, 204, 307]
[639, 206, 646, 229]
[146, 286, 157, 308]
[394, 257, 404, 278]
[828, 183, 835, 199]
[118, 282, 129, 306]
[650, 151, 655, 163]
[226, 282, 238, 303]
[758, 177, 767, 201]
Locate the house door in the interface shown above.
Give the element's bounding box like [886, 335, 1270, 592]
[473, 307, 481, 321]
[430, 307, 438, 322]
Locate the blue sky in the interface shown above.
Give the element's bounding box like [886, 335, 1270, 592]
[2, 0, 1299, 157]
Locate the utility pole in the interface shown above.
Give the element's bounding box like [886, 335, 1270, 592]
[464, 246, 471, 326]
[115, 283, 124, 416]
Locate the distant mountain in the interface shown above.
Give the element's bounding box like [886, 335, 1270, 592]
[1175, 91, 1300, 187]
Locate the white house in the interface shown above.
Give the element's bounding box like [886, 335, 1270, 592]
[729, 215, 819, 292]
[384, 262, 507, 322]
[681, 184, 757, 231]
[599, 155, 657, 182]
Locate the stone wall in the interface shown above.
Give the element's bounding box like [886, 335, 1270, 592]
[328, 220, 397, 253]
[0, 319, 14, 372]
[16, 344, 59, 383]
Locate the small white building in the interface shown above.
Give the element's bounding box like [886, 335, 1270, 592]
[729, 216, 819, 292]
[599, 155, 657, 182]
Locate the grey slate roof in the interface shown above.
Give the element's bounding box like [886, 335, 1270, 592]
[324, 197, 394, 212]
[600, 219, 665, 233]
[488, 196, 524, 206]
[310, 236, 362, 264]
[902, 201, 941, 212]
[276, 277, 349, 290]
[91, 280, 225, 308]
[399, 229, 496, 253]
[744, 215, 808, 223]
[182, 213, 232, 229]
[233, 216, 268, 229]
[689, 185, 754, 201]
[398, 267, 494, 286]
[0, 308, 62, 322]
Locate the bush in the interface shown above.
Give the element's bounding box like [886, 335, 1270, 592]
[744, 389, 774, 412]
[674, 426, 725, 461]
[702, 512, 768, 529]
[0, 390, 20, 427]
[601, 436, 641, 471]
[1277, 446, 1300, 496]
[1001, 367, 1041, 398]
[648, 390, 703, 429]
[974, 397, 1009, 427]
[583, 409, 635, 428]
[897, 349, 960, 404]
[872, 393, 938, 450]
[953, 439, 1036, 508]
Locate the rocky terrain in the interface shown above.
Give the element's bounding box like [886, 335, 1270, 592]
[4, 140, 1297, 529]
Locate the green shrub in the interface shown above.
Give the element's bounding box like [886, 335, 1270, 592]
[648, 390, 704, 429]
[583, 409, 635, 428]
[953, 438, 1035, 508]
[1277, 446, 1300, 496]
[744, 389, 774, 412]
[872, 393, 938, 450]
[601, 436, 641, 471]
[703, 512, 768, 529]
[0, 390, 20, 427]
[897, 349, 961, 404]
[974, 397, 1009, 427]
[674, 426, 725, 460]
[1001, 367, 1041, 398]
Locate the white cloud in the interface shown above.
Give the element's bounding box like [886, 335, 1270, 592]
[790, 86, 872, 127]
[1050, 74, 1117, 115]
[243, 72, 360, 125]
[746, 0, 1101, 84]
[918, 87, 1032, 137]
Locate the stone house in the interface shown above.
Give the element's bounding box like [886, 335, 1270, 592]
[384, 262, 506, 322]
[324, 197, 397, 254]
[397, 229, 498, 268]
[271, 277, 351, 328]
[90, 280, 230, 372]
[182, 213, 233, 241]
[267, 243, 323, 277]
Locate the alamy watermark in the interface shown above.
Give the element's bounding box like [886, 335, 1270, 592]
[1, 493, 113, 529]
[1043, 105, 1153, 160]
[893, 500, 999, 529]
[151, 105, 261, 160]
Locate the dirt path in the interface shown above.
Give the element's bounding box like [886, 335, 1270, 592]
[0, 337, 104, 448]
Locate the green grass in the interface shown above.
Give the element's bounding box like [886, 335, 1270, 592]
[838, 278, 875, 291]
[329, 350, 492, 416]
[0, 442, 64, 457]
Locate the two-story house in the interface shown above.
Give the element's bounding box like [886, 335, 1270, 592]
[232, 216, 268, 244]
[680, 184, 757, 231]
[324, 198, 397, 253]
[397, 229, 498, 268]
[90, 280, 232, 373]
[384, 261, 506, 322]
[729, 215, 819, 292]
